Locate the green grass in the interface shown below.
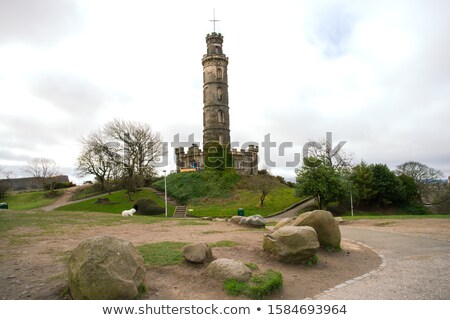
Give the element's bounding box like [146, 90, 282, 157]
[224, 270, 283, 299]
[188, 185, 301, 218]
[56, 189, 175, 214]
[138, 242, 188, 266]
[209, 240, 240, 248]
[1, 190, 63, 210]
[70, 186, 107, 201]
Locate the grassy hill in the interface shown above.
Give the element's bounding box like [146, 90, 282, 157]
[153, 170, 301, 217]
[188, 185, 300, 217]
[0, 190, 63, 210]
[56, 189, 175, 215]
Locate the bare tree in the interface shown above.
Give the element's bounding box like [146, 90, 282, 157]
[76, 119, 162, 200]
[76, 130, 120, 193]
[22, 158, 60, 193]
[395, 161, 444, 184]
[0, 166, 11, 199]
[302, 134, 353, 172]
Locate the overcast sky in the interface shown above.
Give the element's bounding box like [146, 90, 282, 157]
[0, 0, 449, 183]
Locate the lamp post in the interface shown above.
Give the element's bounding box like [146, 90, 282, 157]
[163, 170, 168, 218]
[350, 181, 354, 217]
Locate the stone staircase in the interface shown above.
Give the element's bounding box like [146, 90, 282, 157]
[172, 206, 187, 218]
[147, 188, 186, 218]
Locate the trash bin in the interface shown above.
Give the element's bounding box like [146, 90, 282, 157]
[0, 203, 8, 209]
[237, 208, 244, 216]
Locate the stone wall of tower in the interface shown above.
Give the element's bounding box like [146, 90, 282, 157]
[202, 32, 231, 148]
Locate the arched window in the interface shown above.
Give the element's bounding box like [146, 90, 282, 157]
[218, 110, 224, 123]
[219, 134, 224, 145]
[217, 87, 223, 101]
[217, 68, 222, 80]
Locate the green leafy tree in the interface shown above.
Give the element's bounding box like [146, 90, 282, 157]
[350, 161, 378, 207]
[296, 159, 345, 209]
[397, 174, 420, 204]
[369, 164, 403, 207]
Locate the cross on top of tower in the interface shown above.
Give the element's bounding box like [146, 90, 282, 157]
[209, 9, 220, 32]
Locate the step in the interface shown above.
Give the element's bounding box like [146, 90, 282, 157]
[173, 206, 187, 218]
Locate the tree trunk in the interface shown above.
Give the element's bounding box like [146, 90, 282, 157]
[260, 193, 267, 207]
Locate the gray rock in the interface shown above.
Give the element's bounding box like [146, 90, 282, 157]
[239, 214, 266, 228]
[230, 216, 244, 224]
[293, 210, 341, 248]
[182, 243, 213, 263]
[334, 217, 344, 224]
[207, 258, 252, 282]
[263, 226, 319, 262]
[68, 235, 146, 300]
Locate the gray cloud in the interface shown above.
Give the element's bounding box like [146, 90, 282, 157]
[306, 3, 357, 58]
[0, 149, 32, 162]
[0, 0, 84, 46]
[31, 73, 109, 115]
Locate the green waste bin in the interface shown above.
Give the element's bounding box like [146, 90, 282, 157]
[237, 208, 244, 216]
[0, 203, 8, 209]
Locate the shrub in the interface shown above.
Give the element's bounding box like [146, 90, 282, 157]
[134, 198, 165, 215]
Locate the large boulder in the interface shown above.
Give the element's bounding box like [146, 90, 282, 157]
[239, 214, 266, 228]
[68, 235, 146, 300]
[207, 258, 252, 282]
[273, 217, 294, 231]
[263, 226, 319, 262]
[182, 243, 213, 263]
[292, 210, 341, 248]
[230, 216, 244, 224]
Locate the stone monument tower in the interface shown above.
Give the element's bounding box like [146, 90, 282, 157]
[175, 27, 258, 174]
[202, 32, 230, 148]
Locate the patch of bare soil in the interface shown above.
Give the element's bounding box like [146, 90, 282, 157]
[0, 220, 381, 300]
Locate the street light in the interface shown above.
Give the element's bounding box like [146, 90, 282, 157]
[350, 181, 354, 217]
[163, 170, 168, 218]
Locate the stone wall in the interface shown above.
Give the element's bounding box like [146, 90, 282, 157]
[0, 175, 69, 191]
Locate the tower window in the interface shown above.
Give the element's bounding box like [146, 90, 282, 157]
[217, 68, 222, 80]
[218, 110, 224, 123]
[217, 87, 223, 101]
[203, 87, 208, 103]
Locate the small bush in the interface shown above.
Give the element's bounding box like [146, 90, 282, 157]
[223, 270, 283, 299]
[306, 255, 319, 267]
[245, 263, 259, 271]
[134, 198, 165, 215]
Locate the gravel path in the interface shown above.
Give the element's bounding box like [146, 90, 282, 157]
[314, 225, 450, 299]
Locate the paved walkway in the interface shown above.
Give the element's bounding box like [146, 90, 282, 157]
[314, 226, 450, 299]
